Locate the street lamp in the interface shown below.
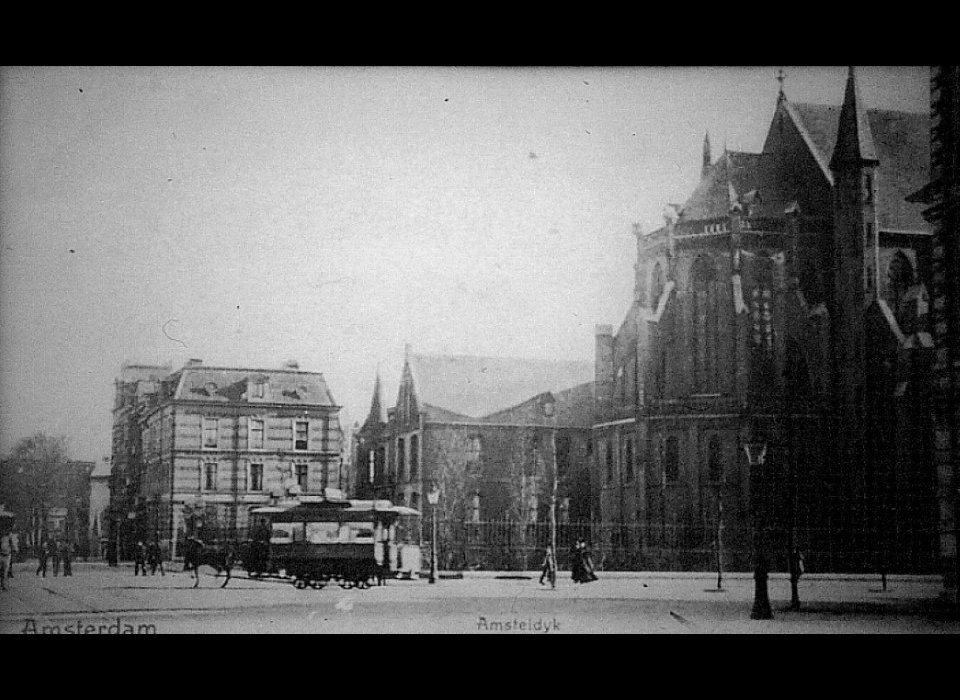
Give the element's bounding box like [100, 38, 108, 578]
[426, 484, 441, 584]
[744, 440, 773, 620]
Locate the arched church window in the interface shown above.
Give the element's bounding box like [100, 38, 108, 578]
[707, 435, 723, 483]
[651, 263, 666, 309]
[785, 339, 813, 401]
[886, 252, 915, 329]
[692, 256, 720, 392]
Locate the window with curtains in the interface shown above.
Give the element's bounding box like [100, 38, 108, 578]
[202, 418, 219, 449]
[248, 418, 264, 450]
[249, 463, 263, 492]
[294, 421, 309, 451]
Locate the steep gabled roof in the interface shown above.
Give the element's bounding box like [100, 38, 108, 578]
[407, 353, 594, 420]
[788, 102, 929, 231]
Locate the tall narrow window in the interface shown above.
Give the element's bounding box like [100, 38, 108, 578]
[692, 256, 720, 392]
[886, 252, 915, 328]
[707, 436, 723, 483]
[410, 434, 420, 478]
[249, 463, 264, 492]
[665, 436, 680, 484]
[605, 443, 614, 485]
[397, 437, 406, 481]
[651, 262, 666, 309]
[624, 438, 635, 482]
[202, 418, 218, 449]
[204, 462, 218, 491]
[249, 418, 264, 450]
[294, 421, 309, 451]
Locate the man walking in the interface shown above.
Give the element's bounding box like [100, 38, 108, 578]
[51, 539, 62, 577]
[60, 540, 73, 577]
[133, 541, 148, 577]
[539, 544, 557, 588]
[36, 538, 50, 578]
[147, 539, 165, 577]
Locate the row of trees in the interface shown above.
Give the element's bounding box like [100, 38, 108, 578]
[0, 432, 89, 555]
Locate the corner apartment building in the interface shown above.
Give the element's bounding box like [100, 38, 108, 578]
[109, 359, 342, 558]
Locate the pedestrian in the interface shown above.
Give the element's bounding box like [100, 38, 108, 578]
[6, 533, 17, 580]
[60, 540, 73, 577]
[51, 539, 62, 577]
[147, 539, 165, 577]
[36, 538, 49, 578]
[0, 531, 13, 592]
[133, 541, 148, 577]
[579, 540, 599, 583]
[570, 541, 585, 583]
[539, 544, 557, 588]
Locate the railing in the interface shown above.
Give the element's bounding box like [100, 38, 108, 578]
[426, 520, 942, 575]
[161, 517, 941, 576]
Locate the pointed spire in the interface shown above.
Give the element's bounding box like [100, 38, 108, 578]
[829, 66, 879, 171]
[702, 131, 712, 179]
[363, 370, 385, 429]
[776, 67, 787, 102]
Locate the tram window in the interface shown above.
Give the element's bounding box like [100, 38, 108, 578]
[306, 522, 340, 544]
[271, 523, 295, 544]
[349, 525, 375, 542]
[291, 523, 307, 543]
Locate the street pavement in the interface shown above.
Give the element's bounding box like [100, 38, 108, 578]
[1, 562, 957, 634]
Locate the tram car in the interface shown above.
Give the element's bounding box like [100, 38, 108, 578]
[243, 496, 422, 590]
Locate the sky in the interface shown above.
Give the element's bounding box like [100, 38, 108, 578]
[0, 66, 930, 462]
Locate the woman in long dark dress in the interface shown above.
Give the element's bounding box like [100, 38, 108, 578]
[579, 541, 599, 583]
[570, 542, 585, 583]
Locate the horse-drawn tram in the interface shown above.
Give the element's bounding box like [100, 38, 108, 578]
[244, 497, 422, 590]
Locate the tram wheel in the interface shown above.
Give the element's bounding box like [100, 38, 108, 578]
[294, 578, 308, 590]
[340, 581, 354, 590]
[309, 580, 325, 590]
[357, 580, 371, 590]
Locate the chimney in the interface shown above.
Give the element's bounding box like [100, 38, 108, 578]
[595, 325, 615, 421]
[185, 358, 203, 368]
[283, 359, 300, 370]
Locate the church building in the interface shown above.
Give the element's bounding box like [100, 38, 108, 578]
[595, 68, 937, 573]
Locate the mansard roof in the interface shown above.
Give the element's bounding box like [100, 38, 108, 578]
[407, 352, 594, 420]
[172, 366, 338, 406]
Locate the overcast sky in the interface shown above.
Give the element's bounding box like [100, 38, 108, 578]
[0, 66, 929, 462]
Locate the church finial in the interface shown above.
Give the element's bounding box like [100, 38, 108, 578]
[776, 67, 786, 100]
[702, 131, 712, 179]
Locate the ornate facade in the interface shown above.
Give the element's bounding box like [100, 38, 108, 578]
[595, 69, 938, 573]
[109, 359, 343, 559]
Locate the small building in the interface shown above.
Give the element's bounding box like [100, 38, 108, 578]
[355, 347, 595, 570]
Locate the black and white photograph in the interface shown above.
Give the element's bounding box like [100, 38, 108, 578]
[1, 65, 958, 634]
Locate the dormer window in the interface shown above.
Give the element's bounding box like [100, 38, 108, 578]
[249, 381, 264, 399]
[205, 382, 218, 395]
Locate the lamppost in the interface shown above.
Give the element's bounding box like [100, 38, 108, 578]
[427, 483, 440, 584]
[744, 439, 773, 620]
